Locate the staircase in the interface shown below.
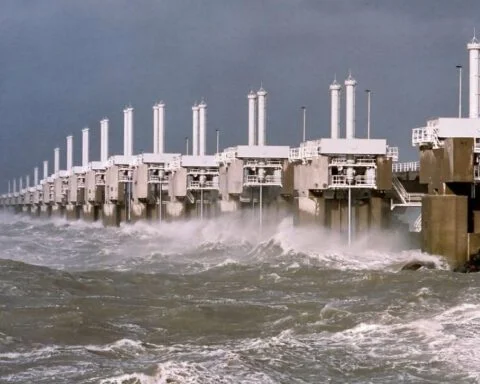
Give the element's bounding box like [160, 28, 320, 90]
[186, 190, 195, 204]
[391, 175, 423, 209]
[413, 214, 422, 232]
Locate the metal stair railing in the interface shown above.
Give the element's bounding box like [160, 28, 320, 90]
[392, 175, 423, 208]
[413, 214, 422, 232]
[392, 176, 409, 204]
[186, 190, 195, 204]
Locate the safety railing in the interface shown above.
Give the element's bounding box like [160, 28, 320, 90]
[187, 168, 219, 175]
[95, 172, 105, 186]
[386, 146, 399, 162]
[392, 176, 423, 207]
[355, 158, 377, 167]
[289, 147, 301, 161]
[244, 160, 283, 168]
[166, 157, 181, 171]
[329, 158, 348, 166]
[354, 175, 376, 187]
[118, 167, 133, 183]
[329, 175, 348, 187]
[243, 174, 282, 186]
[328, 175, 376, 188]
[412, 126, 440, 148]
[186, 190, 195, 204]
[216, 148, 237, 165]
[475, 165, 480, 181]
[392, 161, 420, 173]
[187, 180, 219, 190]
[77, 177, 86, 188]
[475, 140, 480, 154]
[413, 214, 422, 232]
[289, 144, 321, 162]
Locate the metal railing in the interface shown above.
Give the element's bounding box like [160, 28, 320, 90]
[243, 175, 282, 186]
[244, 160, 283, 168]
[328, 175, 376, 188]
[412, 126, 440, 148]
[187, 168, 219, 175]
[413, 214, 422, 232]
[475, 140, 480, 153]
[147, 174, 169, 184]
[289, 147, 301, 161]
[166, 157, 181, 170]
[356, 158, 377, 166]
[187, 180, 219, 190]
[118, 167, 133, 183]
[289, 144, 321, 162]
[329, 158, 347, 166]
[95, 173, 105, 186]
[475, 165, 480, 181]
[392, 176, 423, 206]
[386, 146, 399, 162]
[186, 190, 195, 204]
[216, 148, 237, 165]
[392, 161, 420, 173]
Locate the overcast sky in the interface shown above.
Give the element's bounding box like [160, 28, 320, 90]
[1, 0, 479, 189]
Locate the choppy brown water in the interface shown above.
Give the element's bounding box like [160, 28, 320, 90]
[1, 213, 480, 383]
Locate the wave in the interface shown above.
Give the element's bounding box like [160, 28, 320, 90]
[0, 211, 445, 273]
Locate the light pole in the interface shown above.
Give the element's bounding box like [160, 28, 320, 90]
[185, 137, 189, 155]
[457, 65, 463, 118]
[365, 89, 371, 139]
[301, 106, 306, 142]
[216, 129, 220, 153]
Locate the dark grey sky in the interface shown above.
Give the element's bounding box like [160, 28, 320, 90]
[1, 0, 479, 189]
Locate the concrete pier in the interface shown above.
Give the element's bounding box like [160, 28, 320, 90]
[289, 138, 396, 240]
[168, 155, 220, 220]
[413, 122, 480, 267]
[216, 145, 292, 224]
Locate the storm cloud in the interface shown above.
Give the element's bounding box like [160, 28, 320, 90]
[0, 0, 479, 188]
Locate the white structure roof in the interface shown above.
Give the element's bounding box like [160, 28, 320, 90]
[181, 155, 218, 168]
[107, 155, 135, 166]
[88, 161, 107, 171]
[236, 145, 290, 159]
[135, 153, 181, 165]
[428, 117, 480, 138]
[319, 138, 387, 155]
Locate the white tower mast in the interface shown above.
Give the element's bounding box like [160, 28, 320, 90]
[66, 135, 73, 170]
[330, 77, 341, 139]
[198, 100, 207, 156]
[468, 32, 480, 118]
[100, 118, 109, 162]
[34, 167, 39, 186]
[43, 161, 48, 180]
[248, 91, 257, 145]
[123, 107, 134, 157]
[192, 103, 199, 156]
[82, 128, 89, 167]
[54, 148, 60, 175]
[257, 87, 267, 146]
[345, 72, 357, 139]
[153, 103, 159, 154]
[157, 101, 165, 154]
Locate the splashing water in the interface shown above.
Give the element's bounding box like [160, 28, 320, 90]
[2, 211, 474, 384]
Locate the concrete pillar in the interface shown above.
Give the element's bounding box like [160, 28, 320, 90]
[103, 203, 121, 227]
[369, 196, 390, 231]
[355, 200, 370, 234]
